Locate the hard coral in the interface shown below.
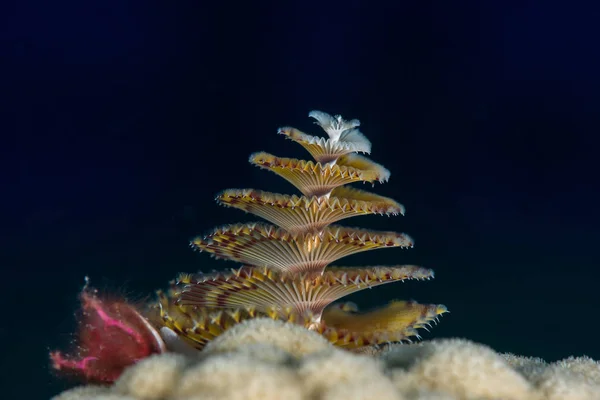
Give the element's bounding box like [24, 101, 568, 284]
[53, 320, 600, 400]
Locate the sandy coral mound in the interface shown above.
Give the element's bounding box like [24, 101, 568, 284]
[53, 319, 600, 400]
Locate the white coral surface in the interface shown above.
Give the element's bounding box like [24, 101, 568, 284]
[53, 319, 600, 400]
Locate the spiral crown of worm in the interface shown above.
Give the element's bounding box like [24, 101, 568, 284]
[155, 110, 448, 350]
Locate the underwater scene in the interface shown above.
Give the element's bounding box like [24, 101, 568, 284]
[3, 2, 600, 400]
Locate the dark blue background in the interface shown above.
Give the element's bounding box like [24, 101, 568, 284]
[2, 1, 599, 398]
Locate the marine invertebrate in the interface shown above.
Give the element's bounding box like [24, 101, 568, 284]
[156, 110, 448, 351]
[49, 110, 447, 386]
[50, 278, 165, 383]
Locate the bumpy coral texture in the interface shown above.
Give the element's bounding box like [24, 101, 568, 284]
[53, 318, 600, 400]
